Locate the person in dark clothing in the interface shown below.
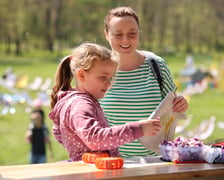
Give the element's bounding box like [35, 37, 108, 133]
[25, 109, 53, 164]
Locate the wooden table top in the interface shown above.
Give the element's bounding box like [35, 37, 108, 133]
[0, 161, 224, 180]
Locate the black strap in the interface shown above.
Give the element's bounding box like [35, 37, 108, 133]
[148, 59, 163, 91]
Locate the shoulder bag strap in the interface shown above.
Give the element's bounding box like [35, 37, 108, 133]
[148, 59, 163, 91]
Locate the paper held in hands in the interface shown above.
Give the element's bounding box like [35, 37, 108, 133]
[138, 92, 186, 155]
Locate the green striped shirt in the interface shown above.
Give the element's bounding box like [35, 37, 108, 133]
[100, 51, 176, 158]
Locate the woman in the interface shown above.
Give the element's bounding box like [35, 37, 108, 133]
[100, 6, 188, 158]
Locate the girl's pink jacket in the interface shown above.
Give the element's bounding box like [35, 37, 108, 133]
[48, 90, 143, 161]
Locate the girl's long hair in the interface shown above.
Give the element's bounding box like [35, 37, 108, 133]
[50, 55, 73, 109]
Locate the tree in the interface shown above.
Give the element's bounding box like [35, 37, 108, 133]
[0, 0, 224, 55]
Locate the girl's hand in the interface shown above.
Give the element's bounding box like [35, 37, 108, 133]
[172, 96, 188, 113]
[139, 118, 162, 136]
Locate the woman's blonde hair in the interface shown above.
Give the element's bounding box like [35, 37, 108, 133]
[50, 43, 119, 109]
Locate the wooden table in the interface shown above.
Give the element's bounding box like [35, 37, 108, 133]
[0, 161, 224, 180]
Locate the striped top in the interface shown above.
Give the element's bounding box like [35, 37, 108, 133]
[100, 51, 176, 158]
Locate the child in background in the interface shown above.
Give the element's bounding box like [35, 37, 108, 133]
[25, 109, 53, 164]
[48, 43, 162, 161]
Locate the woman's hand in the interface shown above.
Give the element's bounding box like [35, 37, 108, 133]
[172, 96, 188, 113]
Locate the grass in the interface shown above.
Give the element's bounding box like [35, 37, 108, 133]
[0, 52, 224, 166]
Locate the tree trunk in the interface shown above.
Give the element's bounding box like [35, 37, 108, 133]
[5, 36, 12, 54]
[15, 39, 22, 55]
[45, 2, 54, 52]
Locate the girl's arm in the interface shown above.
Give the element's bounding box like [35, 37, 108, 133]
[70, 99, 161, 151]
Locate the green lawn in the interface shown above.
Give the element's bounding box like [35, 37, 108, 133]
[0, 52, 224, 165]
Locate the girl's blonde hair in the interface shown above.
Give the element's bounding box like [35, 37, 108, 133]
[50, 43, 119, 109]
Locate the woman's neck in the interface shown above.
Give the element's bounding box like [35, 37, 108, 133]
[119, 51, 145, 71]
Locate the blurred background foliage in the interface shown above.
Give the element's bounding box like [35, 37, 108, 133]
[0, 0, 224, 56]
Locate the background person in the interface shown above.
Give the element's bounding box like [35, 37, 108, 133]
[180, 54, 197, 77]
[25, 109, 53, 164]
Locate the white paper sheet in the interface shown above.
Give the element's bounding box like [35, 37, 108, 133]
[138, 92, 186, 154]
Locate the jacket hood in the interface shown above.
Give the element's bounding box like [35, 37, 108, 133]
[48, 90, 77, 124]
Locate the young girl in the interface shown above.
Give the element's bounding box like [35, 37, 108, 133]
[48, 43, 162, 161]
